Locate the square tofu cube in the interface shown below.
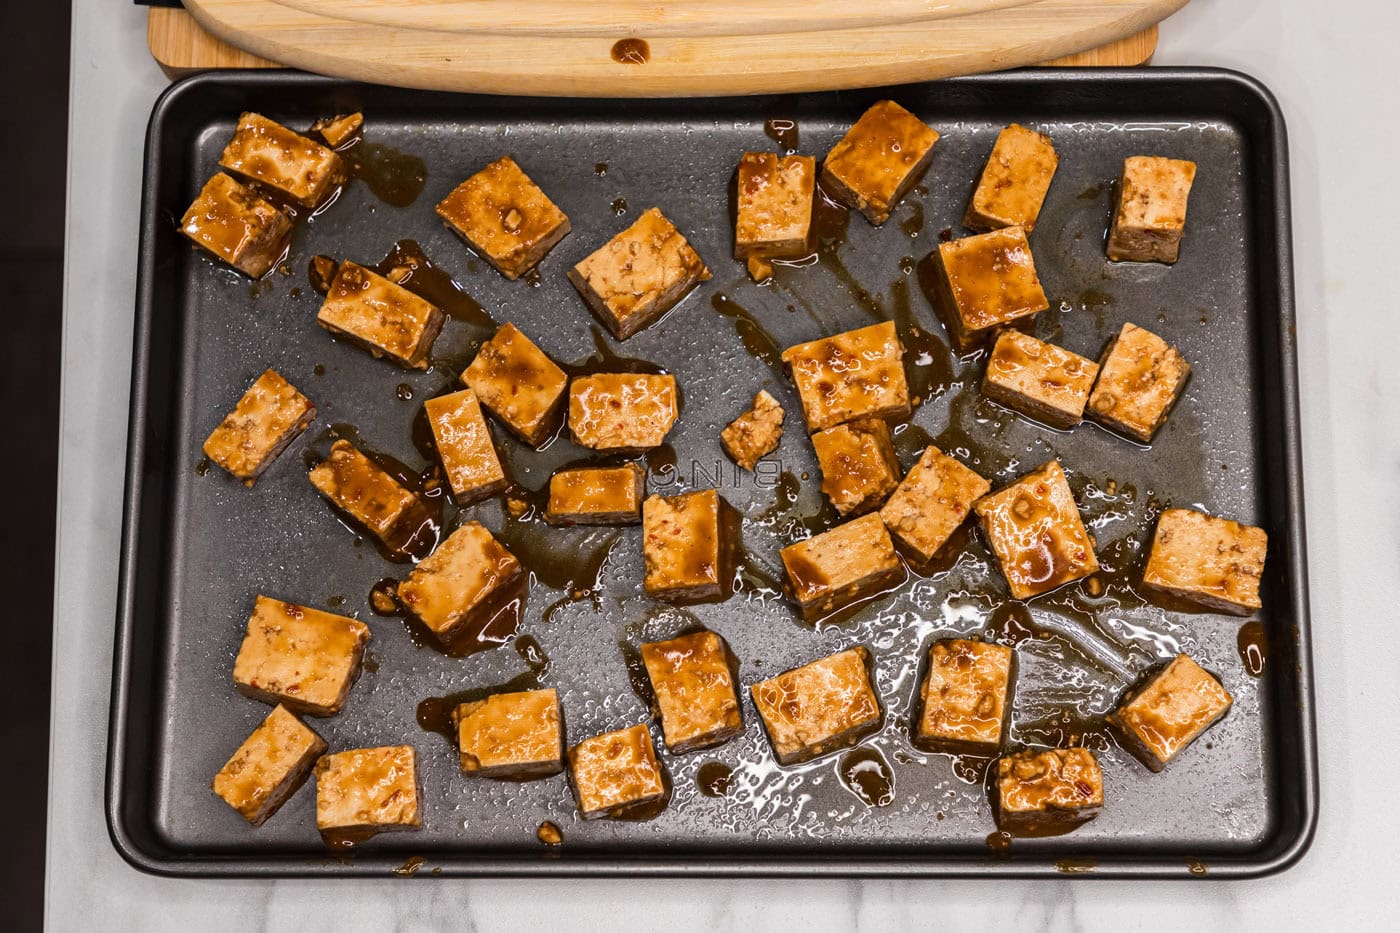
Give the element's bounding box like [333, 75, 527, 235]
[314, 745, 421, 846]
[751, 646, 881, 765]
[212, 704, 327, 825]
[735, 152, 816, 260]
[203, 368, 315, 484]
[545, 463, 645, 526]
[1142, 509, 1267, 614]
[642, 489, 735, 601]
[424, 388, 507, 505]
[812, 417, 901, 517]
[915, 640, 1014, 753]
[219, 112, 345, 209]
[930, 226, 1049, 352]
[1107, 156, 1197, 263]
[233, 595, 370, 717]
[821, 100, 939, 225]
[1109, 654, 1233, 771]
[995, 747, 1103, 831]
[317, 261, 446, 369]
[309, 112, 363, 148]
[781, 321, 910, 432]
[721, 390, 785, 471]
[641, 630, 742, 753]
[462, 322, 569, 446]
[397, 521, 524, 644]
[973, 460, 1098, 599]
[307, 439, 429, 553]
[982, 330, 1099, 429]
[567, 207, 711, 339]
[879, 446, 990, 564]
[568, 373, 678, 451]
[963, 124, 1059, 232]
[1087, 323, 1190, 443]
[436, 156, 572, 279]
[180, 173, 293, 278]
[568, 723, 669, 819]
[780, 513, 903, 619]
[454, 688, 563, 778]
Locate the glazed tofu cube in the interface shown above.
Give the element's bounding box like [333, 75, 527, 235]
[212, 704, 327, 826]
[545, 463, 645, 526]
[567, 207, 711, 339]
[309, 112, 363, 148]
[781, 321, 909, 432]
[642, 489, 735, 601]
[314, 746, 421, 846]
[995, 747, 1103, 831]
[1107, 156, 1197, 263]
[821, 100, 939, 225]
[812, 417, 901, 517]
[180, 173, 293, 278]
[780, 512, 903, 619]
[641, 630, 742, 753]
[397, 521, 524, 645]
[316, 261, 445, 369]
[750, 646, 881, 765]
[1109, 654, 1233, 772]
[568, 724, 669, 819]
[973, 460, 1098, 599]
[879, 446, 990, 564]
[721, 390, 785, 471]
[734, 152, 816, 260]
[423, 389, 507, 505]
[915, 640, 1014, 753]
[929, 226, 1049, 352]
[307, 439, 429, 552]
[232, 595, 370, 717]
[1142, 509, 1267, 614]
[963, 124, 1059, 232]
[436, 156, 572, 280]
[202, 369, 315, 484]
[982, 330, 1099, 429]
[1087, 323, 1190, 443]
[462, 322, 569, 446]
[219, 112, 345, 209]
[568, 373, 678, 451]
[454, 688, 563, 779]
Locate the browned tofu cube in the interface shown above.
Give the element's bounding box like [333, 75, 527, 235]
[982, 330, 1100, 429]
[567, 207, 711, 339]
[879, 445, 990, 564]
[915, 640, 1014, 754]
[642, 489, 735, 601]
[307, 439, 429, 553]
[780, 512, 903, 619]
[314, 745, 421, 846]
[568, 724, 669, 819]
[995, 747, 1103, 831]
[782, 321, 909, 432]
[973, 460, 1098, 600]
[1109, 654, 1233, 772]
[454, 688, 563, 779]
[212, 704, 327, 826]
[720, 390, 785, 471]
[436, 156, 572, 279]
[734, 152, 816, 260]
[812, 417, 901, 517]
[568, 373, 678, 451]
[219, 112, 345, 209]
[180, 173, 293, 278]
[309, 112, 363, 148]
[1142, 509, 1267, 614]
[963, 124, 1059, 232]
[929, 226, 1049, 352]
[545, 463, 644, 526]
[232, 595, 370, 717]
[461, 322, 569, 446]
[750, 646, 881, 765]
[1107, 156, 1197, 263]
[821, 100, 939, 225]
[316, 261, 445, 369]
[202, 369, 315, 485]
[423, 388, 506, 505]
[641, 630, 742, 753]
[397, 521, 524, 645]
[1087, 323, 1190, 443]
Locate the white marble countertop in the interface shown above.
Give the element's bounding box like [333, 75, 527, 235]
[49, 1, 1399, 928]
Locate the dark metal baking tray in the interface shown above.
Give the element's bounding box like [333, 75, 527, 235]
[108, 68, 1315, 878]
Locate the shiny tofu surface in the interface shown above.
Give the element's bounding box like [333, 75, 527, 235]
[307, 439, 427, 550]
[821, 100, 938, 225]
[202, 368, 314, 484]
[218, 112, 345, 208]
[964, 124, 1059, 232]
[916, 640, 1013, 753]
[720, 390, 785, 471]
[735, 152, 815, 259]
[983, 329, 1099, 429]
[750, 646, 881, 765]
[436, 156, 571, 279]
[641, 630, 742, 753]
[546, 463, 644, 525]
[568, 373, 678, 451]
[212, 704, 326, 826]
[1108, 156, 1197, 263]
[931, 226, 1049, 351]
[568, 724, 668, 819]
[1110, 654, 1232, 771]
[232, 595, 370, 717]
[309, 112, 363, 148]
[462, 322, 568, 446]
[1142, 509, 1267, 614]
[780, 513, 903, 619]
[812, 417, 901, 517]
[782, 321, 909, 432]
[424, 388, 506, 504]
[996, 747, 1103, 829]
[454, 688, 563, 778]
[397, 521, 523, 641]
[974, 460, 1098, 599]
[314, 745, 421, 844]
[1087, 323, 1190, 443]
[879, 445, 989, 564]
[180, 172, 293, 278]
[317, 261, 445, 369]
[642, 489, 733, 601]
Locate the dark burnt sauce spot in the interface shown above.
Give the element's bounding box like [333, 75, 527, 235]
[763, 118, 800, 155]
[195, 457, 211, 476]
[610, 197, 628, 216]
[610, 38, 650, 65]
[1237, 620, 1268, 676]
[837, 747, 895, 807]
[370, 240, 494, 329]
[710, 293, 786, 381]
[515, 634, 550, 672]
[697, 761, 734, 797]
[593, 163, 608, 177]
[899, 202, 925, 239]
[344, 140, 428, 208]
[985, 830, 1013, 853]
[416, 668, 545, 745]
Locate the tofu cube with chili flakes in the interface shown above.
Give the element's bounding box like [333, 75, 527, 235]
[180, 173, 294, 278]
[436, 156, 572, 280]
[915, 640, 1014, 754]
[1107, 156, 1197, 263]
[982, 329, 1100, 429]
[963, 124, 1059, 232]
[641, 630, 742, 753]
[462, 322, 569, 446]
[309, 112, 363, 148]
[314, 745, 421, 846]
[212, 704, 326, 826]
[735, 152, 816, 261]
[780, 512, 903, 619]
[721, 390, 785, 471]
[316, 261, 445, 369]
[1087, 323, 1190, 443]
[545, 463, 644, 526]
[454, 688, 563, 779]
[812, 417, 901, 517]
[568, 723, 669, 819]
[307, 439, 429, 553]
[397, 521, 524, 645]
[642, 489, 736, 601]
[995, 747, 1103, 831]
[1109, 654, 1233, 772]
[821, 100, 939, 226]
[219, 112, 345, 209]
[233, 595, 370, 717]
[879, 445, 990, 564]
[423, 388, 507, 505]
[568, 372, 678, 451]
[202, 368, 315, 485]
[973, 460, 1098, 600]
[781, 321, 910, 433]
[567, 207, 711, 340]
[750, 646, 881, 765]
[929, 226, 1049, 352]
[1142, 509, 1267, 614]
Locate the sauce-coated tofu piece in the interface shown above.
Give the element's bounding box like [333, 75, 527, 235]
[974, 460, 1098, 599]
[750, 646, 881, 765]
[462, 322, 569, 446]
[641, 630, 742, 753]
[1087, 323, 1190, 443]
[879, 445, 990, 563]
[423, 388, 506, 505]
[720, 390, 785, 471]
[929, 226, 1049, 352]
[642, 489, 735, 601]
[1109, 654, 1232, 772]
[995, 747, 1103, 831]
[397, 521, 524, 644]
[212, 704, 326, 825]
[915, 640, 1014, 753]
[309, 112, 363, 148]
[963, 124, 1059, 232]
[436, 156, 572, 280]
[233, 595, 370, 717]
[314, 745, 421, 846]
[982, 330, 1099, 429]
[545, 463, 644, 526]
[203, 368, 315, 484]
[219, 112, 345, 209]
[568, 373, 678, 451]
[307, 439, 428, 551]
[316, 261, 445, 369]
[780, 513, 903, 619]
[734, 152, 816, 260]
[782, 321, 909, 432]
[821, 100, 939, 225]
[812, 417, 901, 517]
[180, 173, 293, 278]
[454, 688, 563, 779]
[1107, 156, 1197, 263]
[567, 207, 711, 339]
[1142, 509, 1267, 614]
[568, 724, 668, 819]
